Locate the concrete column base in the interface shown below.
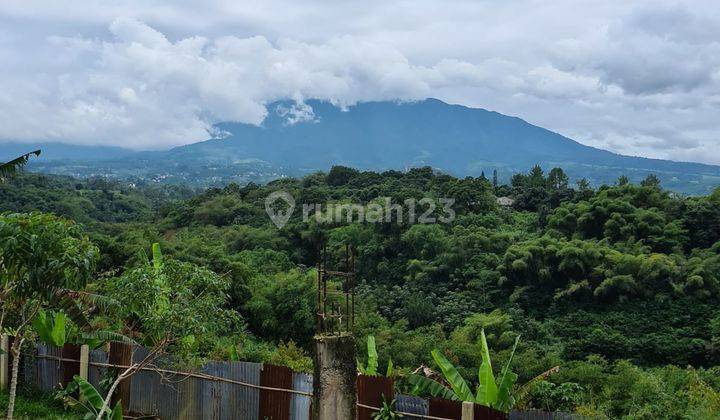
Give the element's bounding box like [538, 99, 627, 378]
[313, 333, 357, 420]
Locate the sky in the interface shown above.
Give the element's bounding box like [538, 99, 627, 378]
[1, 1, 719, 164]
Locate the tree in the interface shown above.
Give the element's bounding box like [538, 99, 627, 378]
[0, 212, 98, 419]
[327, 165, 360, 186]
[640, 174, 661, 188]
[97, 243, 243, 419]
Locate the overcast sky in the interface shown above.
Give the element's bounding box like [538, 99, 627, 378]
[1, 1, 719, 164]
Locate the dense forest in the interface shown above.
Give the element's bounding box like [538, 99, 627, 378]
[2, 166, 720, 418]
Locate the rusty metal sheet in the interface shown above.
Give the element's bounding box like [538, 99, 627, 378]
[61, 343, 80, 386]
[474, 404, 508, 420]
[259, 363, 293, 420]
[357, 374, 394, 420]
[429, 397, 462, 419]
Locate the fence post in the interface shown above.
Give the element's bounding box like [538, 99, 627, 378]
[79, 344, 89, 381]
[461, 401, 474, 420]
[313, 334, 356, 420]
[0, 334, 8, 392]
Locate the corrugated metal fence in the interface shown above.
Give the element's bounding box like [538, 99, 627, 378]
[25, 343, 312, 420]
[22, 343, 579, 420]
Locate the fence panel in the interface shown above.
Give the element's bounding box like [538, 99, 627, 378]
[290, 372, 312, 420]
[125, 349, 262, 420]
[357, 374, 394, 420]
[474, 404, 508, 420]
[259, 363, 293, 420]
[199, 360, 262, 420]
[509, 410, 581, 420]
[88, 348, 107, 390]
[128, 346, 166, 417]
[429, 397, 462, 419]
[396, 394, 429, 418]
[61, 344, 80, 385]
[35, 344, 63, 391]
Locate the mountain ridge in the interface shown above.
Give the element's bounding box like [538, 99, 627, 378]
[2, 98, 719, 193]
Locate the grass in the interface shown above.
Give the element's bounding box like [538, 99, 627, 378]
[0, 389, 83, 420]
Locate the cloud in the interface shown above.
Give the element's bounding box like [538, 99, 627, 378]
[0, 1, 719, 164]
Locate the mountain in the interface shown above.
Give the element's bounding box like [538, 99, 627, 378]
[3, 99, 720, 193]
[170, 99, 720, 193]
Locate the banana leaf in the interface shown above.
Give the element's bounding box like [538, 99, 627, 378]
[494, 335, 520, 412]
[81, 330, 137, 347]
[475, 329, 498, 406]
[75, 375, 104, 411]
[110, 401, 123, 420]
[366, 335, 378, 376]
[431, 349, 474, 402]
[406, 373, 460, 401]
[32, 310, 66, 347]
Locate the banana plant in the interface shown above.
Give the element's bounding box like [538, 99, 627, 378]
[407, 330, 521, 412]
[357, 335, 394, 377]
[32, 310, 67, 347]
[58, 375, 123, 420]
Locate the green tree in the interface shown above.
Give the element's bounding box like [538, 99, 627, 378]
[0, 212, 98, 419]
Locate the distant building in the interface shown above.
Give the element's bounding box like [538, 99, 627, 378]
[496, 196, 514, 207]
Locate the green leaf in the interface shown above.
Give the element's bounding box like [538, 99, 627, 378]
[386, 358, 394, 377]
[406, 374, 460, 401]
[55, 292, 91, 330]
[366, 335, 378, 376]
[110, 401, 123, 420]
[494, 371, 518, 412]
[475, 329, 498, 406]
[74, 375, 104, 411]
[229, 344, 239, 361]
[32, 310, 52, 344]
[51, 312, 66, 347]
[82, 330, 137, 346]
[33, 310, 66, 347]
[494, 335, 520, 412]
[357, 358, 366, 375]
[431, 349, 474, 402]
[152, 242, 163, 272]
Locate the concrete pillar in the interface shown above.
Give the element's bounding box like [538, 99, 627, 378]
[313, 334, 357, 420]
[461, 401, 474, 420]
[0, 334, 8, 392]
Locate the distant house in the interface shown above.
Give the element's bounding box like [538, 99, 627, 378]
[496, 196, 514, 207]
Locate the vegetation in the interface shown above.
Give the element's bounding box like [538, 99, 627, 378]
[407, 330, 521, 412]
[2, 165, 720, 417]
[358, 335, 393, 377]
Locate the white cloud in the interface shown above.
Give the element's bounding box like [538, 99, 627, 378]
[0, 1, 719, 164]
